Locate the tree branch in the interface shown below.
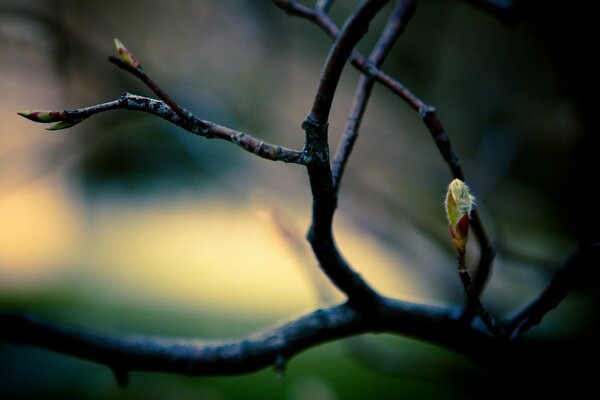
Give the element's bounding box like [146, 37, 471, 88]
[308, 0, 390, 125]
[275, 0, 495, 304]
[504, 244, 600, 339]
[302, 0, 390, 307]
[108, 56, 194, 125]
[332, 0, 416, 190]
[18, 93, 306, 165]
[273, 0, 424, 110]
[0, 298, 499, 377]
[8, 0, 580, 386]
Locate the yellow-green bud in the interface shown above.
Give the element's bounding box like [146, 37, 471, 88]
[114, 38, 141, 69]
[445, 179, 475, 252]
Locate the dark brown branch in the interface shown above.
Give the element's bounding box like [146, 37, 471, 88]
[332, 0, 415, 190]
[275, 0, 495, 303]
[421, 106, 495, 301]
[18, 93, 306, 164]
[308, 0, 389, 125]
[273, 0, 424, 110]
[110, 40, 304, 164]
[0, 298, 501, 377]
[302, 119, 382, 307]
[302, 0, 389, 307]
[504, 244, 600, 339]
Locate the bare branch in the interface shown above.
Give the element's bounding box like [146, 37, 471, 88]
[276, 0, 496, 303]
[308, 0, 390, 125]
[109, 38, 195, 125]
[505, 244, 600, 339]
[456, 249, 503, 337]
[274, 0, 424, 110]
[108, 56, 194, 125]
[0, 298, 499, 377]
[332, 0, 416, 190]
[302, 0, 390, 307]
[18, 37, 305, 164]
[18, 93, 306, 164]
[9, 0, 579, 386]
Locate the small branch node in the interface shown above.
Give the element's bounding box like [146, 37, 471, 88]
[274, 353, 287, 378]
[111, 367, 130, 388]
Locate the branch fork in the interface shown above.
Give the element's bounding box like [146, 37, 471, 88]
[6, 0, 593, 383]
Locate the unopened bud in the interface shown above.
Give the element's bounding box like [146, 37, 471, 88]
[46, 119, 83, 131]
[17, 110, 65, 123]
[114, 38, 141, 69]
[445, 179, 475, 252]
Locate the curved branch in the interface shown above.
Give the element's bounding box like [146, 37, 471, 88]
[18, 93, 306, 165]
[504, 244, 600, 339]
[308, 0, 390, 125]
[273, 0, 424, 110]
[108, 56, 194, 125]
[275, 0, 495, 303]
[0, 298, 498, 377]
[302, 0, 390, 307]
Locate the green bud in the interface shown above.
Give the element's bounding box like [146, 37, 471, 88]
[46, 118, 86, 131]
[114, 37, 141, 69]
[17, 110, 65, 123]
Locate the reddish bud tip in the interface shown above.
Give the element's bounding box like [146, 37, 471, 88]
[18, 110, 65, 123]
[114, 37, 141, 69]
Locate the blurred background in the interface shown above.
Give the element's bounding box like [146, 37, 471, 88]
[1, 0, 598, 398]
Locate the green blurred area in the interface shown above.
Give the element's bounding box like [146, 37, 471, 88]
[1, 0, 599, 398]
[1, 291, 480, 400]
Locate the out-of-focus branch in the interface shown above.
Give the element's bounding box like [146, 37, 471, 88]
[302, 0, 390, 307]
[273, 0, 424, 110]
[316, 0, 335, 13]
[274, 0, 495, 304]
[505, 244, 600, 339]
[18, 38, 305, 164]
[332, 0, 416, 190]
[18, 93, 306, 164]
[267, 205, 338, 303]
[459, 0, 522, 25]
[0, 298, 500, 378]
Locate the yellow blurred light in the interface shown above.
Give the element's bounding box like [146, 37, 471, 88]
[0, 179, 80, 285]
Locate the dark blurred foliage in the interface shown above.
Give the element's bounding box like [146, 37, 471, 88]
[1, 0, 598, 398]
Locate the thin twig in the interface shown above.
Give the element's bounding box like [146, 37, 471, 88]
[108, 56, 194, 125]
[308, 0, 390, 125]
[332, 0, 416, 190]
[18, 93, 306, 164]
[456, 249, 503, 337]
[273, 0, 424, 110]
